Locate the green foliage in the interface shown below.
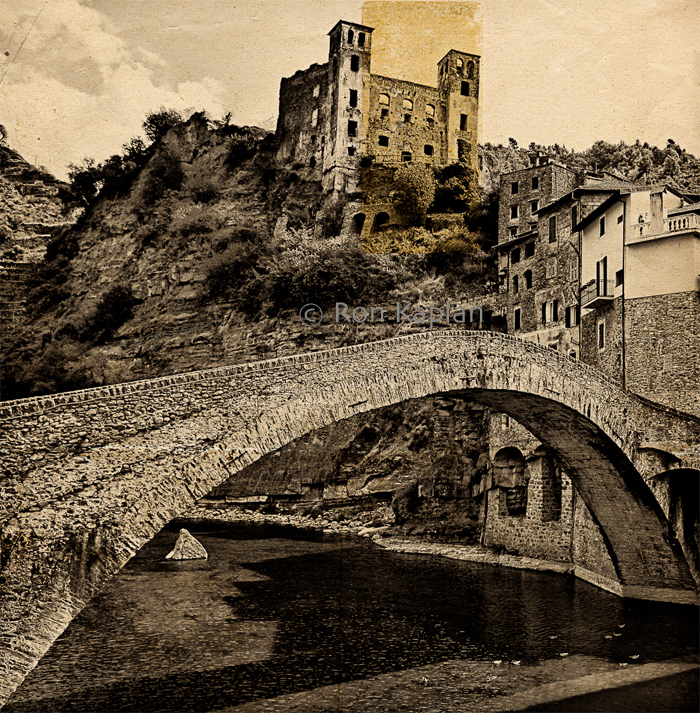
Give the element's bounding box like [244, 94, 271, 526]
[25, 255, 73, 316]
[139, 150, 184, 205]
[143, 107, 184, 143]
[481, 138, 700, 190]
[392, 163, 437, 226]
[225, 127, 259, 168]
[433, 163, 481, 215]
[80, 284, 139, 344]
[204, 242, 260, 300]
[187, 175, 221, 204]
[172, 205, 224, 240]
[68, 136, 151, 205]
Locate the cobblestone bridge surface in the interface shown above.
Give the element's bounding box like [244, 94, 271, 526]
[1, 330, 699, 706]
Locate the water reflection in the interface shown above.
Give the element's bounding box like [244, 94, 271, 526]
[7, 521, 698, 713]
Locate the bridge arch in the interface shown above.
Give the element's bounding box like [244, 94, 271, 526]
[1, 330, 699, 704]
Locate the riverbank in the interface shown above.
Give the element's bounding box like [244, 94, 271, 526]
[180, 502, 397, 538]
[219, 656, 699, 713]
[181, 503, 573, 578]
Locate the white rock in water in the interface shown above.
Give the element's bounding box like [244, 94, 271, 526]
[165, 528, 208, 560]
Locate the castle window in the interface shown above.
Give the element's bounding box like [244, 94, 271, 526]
[348, 29, 354, 44]
[350, 55, 360, 72]
[358, 32, 365, 46]
[511, 181, 519, 194]
[571, 204, 578, 229]
[379, 93, 390, 106]
[542, 302, 547, 324]
[532, 176, 539, 190]
[378, 135, 389, 147]
[513, 275, 519, 294]
[461, 81, 470, 96]
[426, 104, 435, 117]
[313, 85, 320, 98]
[546, 258, 557, 278]
[403, 98, 413, 111]
[598, 321, 605, 350]
[456, 58, 464, 74]
[404, 114, 411, 123]
[549, 215, 557, 242]
[615, 269, 624, 287]
[525, 242, 535, 258]
[348, 147, 356, 156]
[467, 61, 475, 78]
[309, 156, 316, 168]
[424, 144, 434, 156]
[349, 89, 358, 107]
[347, 120, 357, 137]
[524, 269, 532, 288]
[511, 204, 519, 219]
[511, 247, 521, 264]
[460, 113, 468, 131]
[530, 199, 539, 213]
[514, 307, 521, 331]
[311, 108, 318, 127]
[401, 151, 412, 162]
[381, 108, 389, 118]
[599, 215, 606, 236]
[617, 214, 623, 224]
[310, 135, 317, 144]
[509, 227, 517, 237]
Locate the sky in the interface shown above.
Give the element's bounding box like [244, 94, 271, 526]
[1, 0, 698, 180]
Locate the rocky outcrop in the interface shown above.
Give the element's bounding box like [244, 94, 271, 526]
[165, 528, 208, 560]
[0, 146, 78, 331]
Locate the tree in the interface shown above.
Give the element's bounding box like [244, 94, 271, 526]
[142, 107, 184, 143]
[392, 163, 436, 226]
[67, 157, 103, 205]
[0, 124, 7, 146]
[433, 162, 480, 215]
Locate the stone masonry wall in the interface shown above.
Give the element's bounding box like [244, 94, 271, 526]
[2, 330, 699, 705]
[581, 296, 624, 384]
[625, 291, 700, 417]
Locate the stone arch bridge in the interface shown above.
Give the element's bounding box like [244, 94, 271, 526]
[1, 330, 699, 706]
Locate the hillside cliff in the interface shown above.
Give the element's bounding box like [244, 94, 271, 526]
[0, 146, 78, 329]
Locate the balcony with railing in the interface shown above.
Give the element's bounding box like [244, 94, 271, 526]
[630, 213, 700, 241]
[665, 213, 700, 233]
[581, 279, 615, 309]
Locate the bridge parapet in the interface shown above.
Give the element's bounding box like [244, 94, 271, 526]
[1, 331, 699, 707]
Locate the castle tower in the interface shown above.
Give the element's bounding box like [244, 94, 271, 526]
[324, 20, 374, 192]
[438, 51, 480, 170]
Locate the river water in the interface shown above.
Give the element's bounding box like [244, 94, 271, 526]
[6, 520, 699, 712]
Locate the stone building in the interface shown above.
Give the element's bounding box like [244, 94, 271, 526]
[578, 185, 700, 415]
[275, 20, 480, 194]
[483, 158, 700, 566]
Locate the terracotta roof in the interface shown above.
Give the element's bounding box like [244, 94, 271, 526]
[669, 202, 700, 216]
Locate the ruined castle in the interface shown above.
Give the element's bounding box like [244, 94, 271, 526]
[275, 20, 480, 194]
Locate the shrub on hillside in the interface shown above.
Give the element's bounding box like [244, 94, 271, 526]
[204, 242, 260, 300]
[80, 284, 139, 344]
[433, 163, 480, 215]
[172, 205, 225, 240]
[392, 164, 436, 226]
[138, 150, 184, 205]
[143, 107, 184, 143]
[187, 176, 221, 204]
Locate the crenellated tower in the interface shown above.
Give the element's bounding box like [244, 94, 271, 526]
[324, 20, 374, 192]
[438, 50, 480, 170]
